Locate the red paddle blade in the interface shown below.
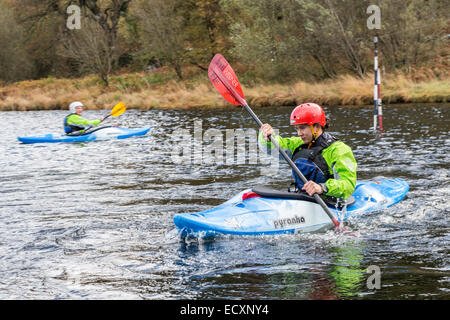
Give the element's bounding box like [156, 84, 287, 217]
[208, 54, 246, 106]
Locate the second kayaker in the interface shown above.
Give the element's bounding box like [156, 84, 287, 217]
[259, 103, 357, 200]
[64, 101, 104, 135]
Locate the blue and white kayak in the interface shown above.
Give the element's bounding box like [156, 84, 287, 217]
[17, 126, 150, 144]
[173, 179, 409, 238]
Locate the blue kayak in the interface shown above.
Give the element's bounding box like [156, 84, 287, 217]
[173, 179, 409, 238]
[18, 126, 150, 144]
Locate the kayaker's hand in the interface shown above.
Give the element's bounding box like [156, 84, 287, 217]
[302, 181, 323, 196]
[100, 116, 105, 122]
[260, 123, 273, 142]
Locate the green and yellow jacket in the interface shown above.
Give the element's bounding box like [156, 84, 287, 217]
[259, 131, 357, 199]
[64, 114, 101, 134]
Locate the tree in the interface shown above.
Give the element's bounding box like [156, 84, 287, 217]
[378, 0, 448, 74]
[180, 0, 231, 69]
[59, 18, 116, 85]
[60, 0, 131, 84]
[10, 0, 131, 83]
[0, 0, 34, 82]
[2, 0, 448, 84]
[134, 0, 187, 80]
[222, 0, 301, 81]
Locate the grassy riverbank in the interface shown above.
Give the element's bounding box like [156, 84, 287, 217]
[0, 67, 448, 111]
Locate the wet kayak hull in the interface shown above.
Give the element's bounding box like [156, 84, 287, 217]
[173, 179, 409, 238]
[17, 127, 150, 144]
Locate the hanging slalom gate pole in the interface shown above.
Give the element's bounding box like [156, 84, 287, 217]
[373, 35, 383, 132]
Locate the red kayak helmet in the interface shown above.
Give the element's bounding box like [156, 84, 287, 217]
[290, 103, 326, 127]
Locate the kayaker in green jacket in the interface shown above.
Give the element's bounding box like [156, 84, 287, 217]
[259, 103, 357, 200]
[64, 101, 104, 135]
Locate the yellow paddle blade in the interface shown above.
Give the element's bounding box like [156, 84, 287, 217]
[111, 102, 126, 117]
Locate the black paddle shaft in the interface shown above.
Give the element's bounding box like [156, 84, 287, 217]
[242, 103, 340, 227]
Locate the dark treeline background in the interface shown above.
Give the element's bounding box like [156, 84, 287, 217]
[0, 0, 448, 85]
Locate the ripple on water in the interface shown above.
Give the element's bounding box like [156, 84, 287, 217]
[0, 106, 449, 299]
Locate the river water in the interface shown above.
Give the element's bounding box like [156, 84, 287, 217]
[0, 104, 448, 299]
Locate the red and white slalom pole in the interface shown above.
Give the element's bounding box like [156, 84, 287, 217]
[373, 35, 383, 131]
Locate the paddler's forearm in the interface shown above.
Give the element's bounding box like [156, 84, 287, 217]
[324, 158, 357, 200]
[258, 130, 303, 153]
[322, 142, 357, 200]
[325, 177, 356, 200]
[70, 115, 101, 126]
[79, 119, 101, 126]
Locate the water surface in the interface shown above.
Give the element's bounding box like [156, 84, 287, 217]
[0, 104, 448, 299]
